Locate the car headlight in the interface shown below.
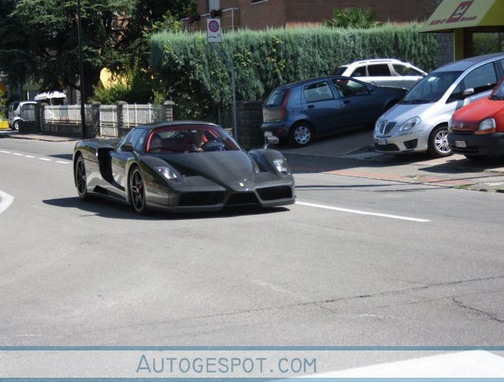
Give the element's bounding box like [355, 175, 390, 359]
[399, 117, 421, 132]
[273, 158, 290, 176]
[155, 166, 181, 184]
[476, 118, 496, 135]
[374, 119, 383, 132]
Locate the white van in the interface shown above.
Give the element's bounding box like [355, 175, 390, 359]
[374, 53, 504, 157]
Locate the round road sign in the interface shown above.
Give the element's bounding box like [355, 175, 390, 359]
[208, 20, 220, 33]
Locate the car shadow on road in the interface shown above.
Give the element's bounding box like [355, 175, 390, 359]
[43, 196, 291, 220]
[49, 153, 73, 161]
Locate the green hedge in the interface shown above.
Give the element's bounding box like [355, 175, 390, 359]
[151, 24, 436, 121]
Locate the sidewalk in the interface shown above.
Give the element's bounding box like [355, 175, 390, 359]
[279, 130, 504, 194]
[0, 130, 78, 142]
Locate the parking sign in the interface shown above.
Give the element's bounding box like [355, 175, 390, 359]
[207, 18, 222, 43]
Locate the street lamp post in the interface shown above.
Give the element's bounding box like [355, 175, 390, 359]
[77, 0, 86, 138]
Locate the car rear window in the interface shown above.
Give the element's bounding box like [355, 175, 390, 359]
[393, 64, 424, 76]
[265, 88, 288, 107]
[335, 66, 348, 75]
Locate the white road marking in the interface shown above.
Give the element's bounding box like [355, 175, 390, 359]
[0, 191, 14, 215]
[0, 150, 70, 164]
[306, 351, 504, 378]
[296, 200, 430, 222]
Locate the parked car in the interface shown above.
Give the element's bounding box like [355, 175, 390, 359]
[374, 53, 504, 157]
[73, 121, 295, 214]
[261, 75, 407, 147]
[335, 58, 427, 90]
[448, 76, 504, 159]
[8, 101, 37, 130]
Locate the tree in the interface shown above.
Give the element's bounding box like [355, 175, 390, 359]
[0, 0, 195, 102]
[323, 7, 382, 29]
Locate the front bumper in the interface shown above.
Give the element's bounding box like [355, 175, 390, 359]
[448, 132, 504, 157]
[374, 131, 428, 154]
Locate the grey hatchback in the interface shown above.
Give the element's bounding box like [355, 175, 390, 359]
[261, 76, 407, 146]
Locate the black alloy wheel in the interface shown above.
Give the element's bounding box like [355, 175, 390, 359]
[129, 167, 147, 214]
[75, 155, 89, 201]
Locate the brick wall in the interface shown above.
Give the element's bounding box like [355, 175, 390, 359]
[196, 0, 438, 28]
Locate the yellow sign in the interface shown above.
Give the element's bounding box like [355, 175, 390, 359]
[421, 0, 504, 32]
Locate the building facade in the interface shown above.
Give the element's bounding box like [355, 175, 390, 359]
[194, 0, 438, 30]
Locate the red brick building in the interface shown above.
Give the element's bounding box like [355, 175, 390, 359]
[194, 0, 438, 31]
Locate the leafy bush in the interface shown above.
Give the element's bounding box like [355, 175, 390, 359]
[91, 61, 164, 104]
[473, 33, 504, 55]
[151, 24, 436, 121]
[323, 7, 382, 29]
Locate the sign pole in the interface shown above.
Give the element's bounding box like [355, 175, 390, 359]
[207, 19, 238, 141]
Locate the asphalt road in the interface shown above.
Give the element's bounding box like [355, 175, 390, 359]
[2, 133, 504, 377]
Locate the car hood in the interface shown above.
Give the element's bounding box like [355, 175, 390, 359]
[453, 98, 504, 123]
[160, 151, 257, 185]
[381, 102, 439, 122]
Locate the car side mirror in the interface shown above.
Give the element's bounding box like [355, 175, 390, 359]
[263, 132, 279, 149]
[462, 88, 475, 98]
[120, 142, 135, 152]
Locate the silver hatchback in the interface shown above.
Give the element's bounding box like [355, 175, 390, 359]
[374, 53, 504, 157]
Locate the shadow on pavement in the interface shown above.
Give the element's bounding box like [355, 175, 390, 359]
[43, 196, 291, 220]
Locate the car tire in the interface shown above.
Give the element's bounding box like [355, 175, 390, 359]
[12, 120, 20, 131]
[289, 123, 313, 147]
[129, 166, 147, 215]
[428, 125, 451, 157]
[75, 155, 89, 201]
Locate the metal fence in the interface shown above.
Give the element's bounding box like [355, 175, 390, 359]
[38, 102, 173, 138]
[122, 103, 163, 129]
[44, 105, 93, 125]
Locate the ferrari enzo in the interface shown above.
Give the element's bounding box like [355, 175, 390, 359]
[73, 121, 296, 214]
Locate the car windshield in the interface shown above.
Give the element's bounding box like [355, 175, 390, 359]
[146, 125, 240, 153]
[264, 88, 288, 107]
[490, 80, 504, 100]
[400, 71, 462, 104]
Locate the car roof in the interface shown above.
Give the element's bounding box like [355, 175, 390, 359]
[275, 75, 360, 89]
[345, 58, 406, 66]
[433, 52, 504, 73]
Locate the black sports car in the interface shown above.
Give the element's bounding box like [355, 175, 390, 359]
[73, 121, 295, 214]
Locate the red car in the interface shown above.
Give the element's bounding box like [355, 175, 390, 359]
[448, 77, 504, 159]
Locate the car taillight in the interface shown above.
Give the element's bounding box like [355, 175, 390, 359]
[281, 89, 290, 119]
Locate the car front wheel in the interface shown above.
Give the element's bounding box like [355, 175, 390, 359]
[428, 125, 451, 157]
[75, 155, 89, 201]
[129, 166, 147, 214]
[289, 123, 313, 147]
